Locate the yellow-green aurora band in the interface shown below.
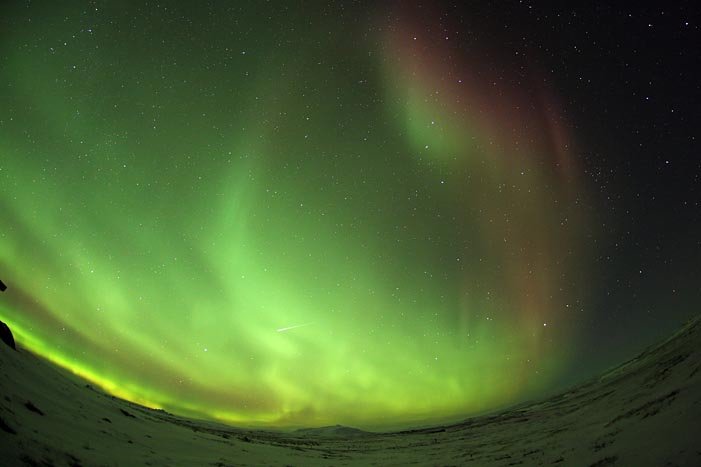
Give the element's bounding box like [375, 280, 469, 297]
[0, 2, 588, 429]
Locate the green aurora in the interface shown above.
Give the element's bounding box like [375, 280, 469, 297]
[0, 2, 589, 429]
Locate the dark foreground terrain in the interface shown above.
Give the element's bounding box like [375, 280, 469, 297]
[1, 317, 700, 466]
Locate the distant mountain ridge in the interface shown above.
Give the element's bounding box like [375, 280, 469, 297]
[294, 424, 370, 437]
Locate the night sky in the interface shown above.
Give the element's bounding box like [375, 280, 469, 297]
[0, 1, 699, 429]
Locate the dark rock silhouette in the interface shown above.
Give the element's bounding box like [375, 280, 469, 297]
[0, 279, 15, 351]
[0, 321, 15, 351]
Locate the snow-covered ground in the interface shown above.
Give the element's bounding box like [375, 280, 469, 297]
[1, 317, 700, 466]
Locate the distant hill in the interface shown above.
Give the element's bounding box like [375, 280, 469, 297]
[294, 424, 371, 437]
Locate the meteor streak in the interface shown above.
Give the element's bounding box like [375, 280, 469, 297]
[276, 323, 313, 333]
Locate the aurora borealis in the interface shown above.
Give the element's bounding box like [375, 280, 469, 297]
[1, 2, 699, 430]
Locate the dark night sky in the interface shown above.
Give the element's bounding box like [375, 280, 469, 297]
[446, 0, 700, 384]
[0, 1, 699, 428]
[511, 1, 701, 385]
